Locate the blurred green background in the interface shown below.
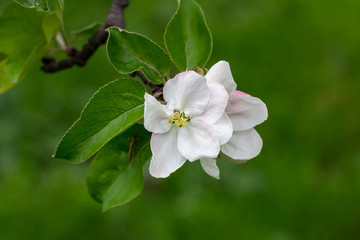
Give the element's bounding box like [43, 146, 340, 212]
[1, 0, 360, 239]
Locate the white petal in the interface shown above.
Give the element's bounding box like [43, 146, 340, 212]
[212, 113, 233, 145]
[199, 82, 229, 125]
[226, 94, 268, 131]
[149, 128, 186, 178]
[163, 71, 210, 116]
[221, 128, 263, 160]
[177, 120, 220, 162]
[144, 93, 172, 133]
[205, 60, 237, 95]
[200, 158, 220, 179]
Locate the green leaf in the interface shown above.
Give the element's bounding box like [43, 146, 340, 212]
[106, 27, 171, 84]
[87, 124, 151, 211]
[42, 13, 62, 43]
[0, 3, 61, 94]
[14, 0, 63, 12]
[164, 0, 212, 71]
[48, 0, 63, 12]
[15, 0, 48, 11]
[54, 78, 147, 163]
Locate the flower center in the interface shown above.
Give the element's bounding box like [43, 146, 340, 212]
[168, 110, 191, 128]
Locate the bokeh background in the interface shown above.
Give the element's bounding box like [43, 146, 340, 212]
[1, 0, 360, 239]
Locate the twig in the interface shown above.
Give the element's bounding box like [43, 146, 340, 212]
[41, 0, 129, 73]
[42, 0, 162, 99]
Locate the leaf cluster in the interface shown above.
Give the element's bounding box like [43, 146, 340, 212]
[1, 0, 213, 209]
[0, 1, 63, 93]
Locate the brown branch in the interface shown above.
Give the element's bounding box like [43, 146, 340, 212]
[41, 0, 129, 73]
[41, 0, 161, 98]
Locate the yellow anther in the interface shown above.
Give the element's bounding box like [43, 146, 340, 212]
[173, 112, 180, 119]
[169, 110, 191, 128]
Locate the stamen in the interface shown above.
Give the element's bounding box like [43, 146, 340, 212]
[173, 112, 179, 119]
[168, 110, 190, 128]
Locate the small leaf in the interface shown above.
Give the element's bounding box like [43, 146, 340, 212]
[0, 3, 61, 94]
[15, 0, 48, 11]
[42, 13, 62, 43]
[14, 0, 63, 12]
[164, 0, 212, 71]
[107, 27, 171, 84]
[54, 78, 147, 163]
[87, 124, 151, 211]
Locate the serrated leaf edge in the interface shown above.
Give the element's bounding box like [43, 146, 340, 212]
[53, 78, 144, 162]
[164, 0, 185, 71]
[164, 0, 213, 71]
[106, 27, 171, 84]
[14, 0, 49, 12]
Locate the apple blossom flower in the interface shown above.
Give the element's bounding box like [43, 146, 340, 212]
[144, 71, 233, 178]
[200, 61, 268, 179]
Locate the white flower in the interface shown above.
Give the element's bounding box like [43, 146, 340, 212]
[144, 71, 232, 178]
[200, 61, 268, 179]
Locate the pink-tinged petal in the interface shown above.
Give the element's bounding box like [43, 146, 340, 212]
[234, 90, 250, 96]
[198, 82, 229, 125]
[149, 128, 186, 178]
[205, 60, 237, 95]
[163, 71, 210, 116]
[211, 112, 233, 145]
[200, 158, 220, 179]
[177, 120, 220, 162]
[144, 93, 172, 133]
[226, 94, 268, 131]
[221, 128, 263, 160]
